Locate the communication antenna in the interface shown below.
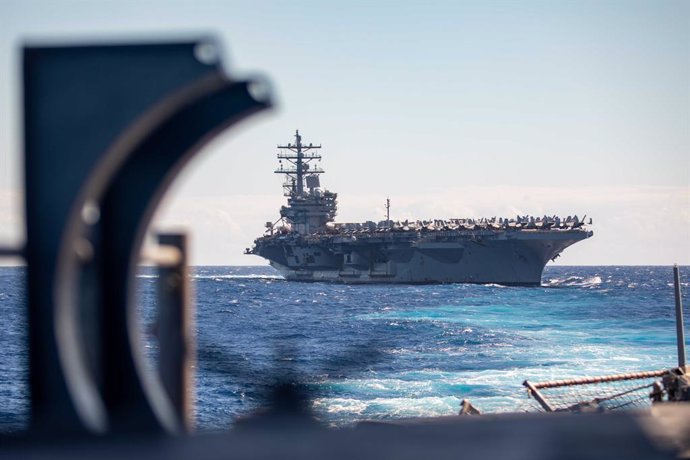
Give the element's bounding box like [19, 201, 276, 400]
[385, 197, 390, 224]
[275, 129, 323, 197]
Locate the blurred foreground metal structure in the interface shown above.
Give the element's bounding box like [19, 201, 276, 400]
[674, 265, 686, 368]
[21, 38, 270, 434]
[156, 233, 195, 432]
[1, 38, 689, 459]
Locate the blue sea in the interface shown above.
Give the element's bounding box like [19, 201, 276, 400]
[1, 265, 688, 431]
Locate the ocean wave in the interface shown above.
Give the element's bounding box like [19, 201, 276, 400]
[312, 397, 368, 414]
[325, 377, 433, 395]
[358, 395, 460, 418]
[137, 273, 284, 281]
[543, 275, 602, 288]
[313, 395, 460, 418]
[317, 372, 525, 402]
[193, 274, 285, 280]
[312, 393, 540, 419]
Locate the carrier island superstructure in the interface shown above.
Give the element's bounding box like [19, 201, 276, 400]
[246, 131, 593, 285]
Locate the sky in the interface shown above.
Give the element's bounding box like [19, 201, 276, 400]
[0, 0, 688, 265]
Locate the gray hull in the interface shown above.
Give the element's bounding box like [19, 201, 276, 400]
[254, 229, 592, 286]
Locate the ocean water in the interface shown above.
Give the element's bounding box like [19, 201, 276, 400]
[1, 265, 688, 431]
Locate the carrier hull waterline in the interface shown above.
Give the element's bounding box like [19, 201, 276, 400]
[255, 229, 588, 286]
[247, 131, 592, 285]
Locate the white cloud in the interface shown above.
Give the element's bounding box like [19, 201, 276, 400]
[149, 193, 283, 266]
[0, 188, 23, 239]
[2, 185, 688, 266]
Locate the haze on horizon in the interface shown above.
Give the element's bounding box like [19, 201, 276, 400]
[0, 0, 688, 266]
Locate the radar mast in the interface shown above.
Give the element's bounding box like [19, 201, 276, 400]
[276, 129, 324, 197]
[274, 131, 337, 234]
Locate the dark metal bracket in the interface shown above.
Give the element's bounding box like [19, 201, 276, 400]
[22, 39, 271, 435]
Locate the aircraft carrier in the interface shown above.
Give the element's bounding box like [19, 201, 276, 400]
[246, 131, 593, 285]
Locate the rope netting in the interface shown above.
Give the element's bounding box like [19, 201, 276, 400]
[523, 369, 673, 413]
